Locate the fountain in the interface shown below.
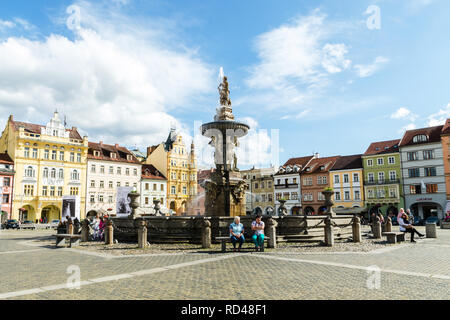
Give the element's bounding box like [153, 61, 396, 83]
[201, 74, 249, 217]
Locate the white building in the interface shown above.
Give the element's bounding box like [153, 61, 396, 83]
[274, 156, 314, 215]
[399, 125, 446, 220]
[140, 164, 168, 215]
[86, 142, 142, 217]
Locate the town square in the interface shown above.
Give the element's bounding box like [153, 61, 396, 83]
[0, 0, 449, 306]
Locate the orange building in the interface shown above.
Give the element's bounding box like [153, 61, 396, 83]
[440, 119, 450, 214]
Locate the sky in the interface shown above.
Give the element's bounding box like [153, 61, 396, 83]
[0, 0, 449, 169]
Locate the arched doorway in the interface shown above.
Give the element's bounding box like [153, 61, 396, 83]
[170, 201, 176, 212]
[41, 205, 61, 222]
[410, 202, 443, 220]
[291, 206, 301, 215]
[254, 207, 263, 215]
[19, 205, 35, 222]
[304, 206, 315, 216]
[318, 206, 327, 214]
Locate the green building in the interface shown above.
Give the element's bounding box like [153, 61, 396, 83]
[362, 139, 405, 218]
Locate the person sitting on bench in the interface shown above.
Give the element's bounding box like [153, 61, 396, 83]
[230, 216, 245, 252]
[398, 211, 424, 243]
[252, 215, 265, 252]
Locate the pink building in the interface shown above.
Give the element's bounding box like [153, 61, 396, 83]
[0, 153, 14, 220]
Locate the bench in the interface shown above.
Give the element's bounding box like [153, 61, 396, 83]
[215, 236, 271, 253]
[382, 232, 405, 244]
[53, 234, 82, 248]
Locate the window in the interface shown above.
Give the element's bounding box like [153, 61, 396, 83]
[25, 166, 35, 178]
[412, 135, 428, 143]
[90, 195, 95, 203]
[57, 187, 63, 197]
[126, 168, 130, 176]
[368, 173, 374, 183]
[109, 181, 113, 189]
[50, 186, 55, 197]
[343, 174, 349, 183]
[109, 166, 114, 174]
[389, 188, 397, 198]
[291, 192, 298, 200]
[344, 191, 350, 201]
[334, 175, 340, 184]
[407, 152, 419, 161]
[3, 177, 10, 187]
[254, 183, 259, 189]
[2, 194, 9, 204]
[378, 172, 385, 183]
[24, 147, 30, 158]
[117, 182, 121, 187]
[43, 168, 49, 178]
[24, 185, 34, 196]
[377, 189, 385, 198]
[100, 181, 105, 188]
[367, 189, 374, 199]
[44, 149, 49, 160]
[117, 167, 122, 175]
[145, 197, 149, 205]
[283, 193, 290, 200]
[318, 192, 325, 201]
[354, 191, 361, 200]
[268, 194, 273, 202]
[153, 184, 157, 191]
[303, 177, 313, 186]
[261, 182, 266, 188]
[90, 180, 95, 188]
[133, 169, 138, 176]
[125, 182, 130, 187]
[51, 150, 57, 160]
[108, 196, 113, 204]
[276, 193, 282, 201]
[426, 184, 438, 194]
[161, 184, 164, 191]
[410, 185, 422, 195]
[183, 187, 187, 195]
[59, 151, 64, 161]
[408, 168, 420, 178]
[111, 153, 117, 159]
[268, 181, 272, 188]
[317, 176, 327, 185]
[98, 195, 104, 203]
[70, 187, 79, 196]
[377, 158, 384, 165]
[389, 171, 397, 181]
[32, 148, 38, 159]
[42, 186, 48, 196]
[71, 170, 80, 181]
[353, 173, 359, 182]
[388, 157, 395, 165]
[171, 186, 176, 195]
[100, 166, 105, 174]
[91, 165, 96, 173]
[335, 192, 341, 201]
[51, 168, 56, 178]
[70, 153, 75, 162]
[367, 159, 373, 167]
[423, 150, 434, 160]
[424, 167, 437, 177]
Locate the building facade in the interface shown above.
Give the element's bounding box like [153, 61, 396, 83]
[399, 125, 446, 220]
[362, 139, 404, 218]
[86, 142, 142, 217]
[240, 167, 276, 215]
[301, 155, 340, 215]
[330, 154, 366, 214]
[440, 119, 450, 215]
[0, 153, 14, 221]
[0, 112, 88, 222]
[145, 129, 197, 215]
[274, 156, 314, 215]
[140, 164, 168, 215]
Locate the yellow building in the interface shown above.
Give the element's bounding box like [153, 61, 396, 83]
[329, 155, 366, 214]
[145, 129, 197, 215]
[0, 112, 88, 221]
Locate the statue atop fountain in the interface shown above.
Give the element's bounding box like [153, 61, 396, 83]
[201, 71, 249, 217]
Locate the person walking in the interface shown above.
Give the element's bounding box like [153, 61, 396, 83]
[229, 216, 245, 252]
[398, 211, 425, 243]
[251, 215, 265, 252]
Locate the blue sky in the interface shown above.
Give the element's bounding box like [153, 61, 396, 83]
[0, 0, 449, 169]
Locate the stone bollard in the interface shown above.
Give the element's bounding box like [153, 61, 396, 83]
[266, 217, 278, 249]
[138, 220, 148, 249]
[105, 220, 114, 245]
[324, 217, 334, 247]
[426, 222, 437, 238]
[373, 216, 382, 239]
[385, 217, 392, 233]
[81, 219, 90, 242]
[67, 220, 74, 235]
[202, 219, 212, 249]
[352, 216, 361, 243]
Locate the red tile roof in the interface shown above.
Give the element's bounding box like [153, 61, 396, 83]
[283, 156, 314, 167]
[364, 139, 400, 156]
[399, 125, 443, 147]
[11, 120, 82, 140]
[302, 156, 341, 174]
[88, 142, 141, 164]
[331, 154, 363, 171]
[141, 164, 166, 180]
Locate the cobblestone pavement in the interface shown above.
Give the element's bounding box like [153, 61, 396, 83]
[0, 228, 449, 300]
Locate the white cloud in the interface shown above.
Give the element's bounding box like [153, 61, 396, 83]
[427, 103, 450, 126]
[0, 1, 214, 149]
[354, 56, 389, 78]
[322, 43, 351, 74]
[390, 107, 418, 122]
[398, 123, 417, 134]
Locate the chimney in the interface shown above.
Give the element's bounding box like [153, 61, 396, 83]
[72, 126, 77, 131]
[115, 144, 119, 149]
[99, 141, 103, 146]
[314, 153, 320, 159]
[8, 115, 13, 122]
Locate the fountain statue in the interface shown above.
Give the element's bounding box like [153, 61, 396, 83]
[201, 73, 249, 217]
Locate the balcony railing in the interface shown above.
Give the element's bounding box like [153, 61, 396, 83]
[274, 183, 299, 189]
[364, 179, 400, 186]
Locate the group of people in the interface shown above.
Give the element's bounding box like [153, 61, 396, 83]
[90, 215, 108, 241]
[229, 215, 266, 252]
[397, 208, 425, 243]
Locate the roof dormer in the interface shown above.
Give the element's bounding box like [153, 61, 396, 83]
[412, 134, 428, 143]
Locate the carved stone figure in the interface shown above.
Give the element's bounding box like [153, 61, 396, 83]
[218, 76, 231, 106]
